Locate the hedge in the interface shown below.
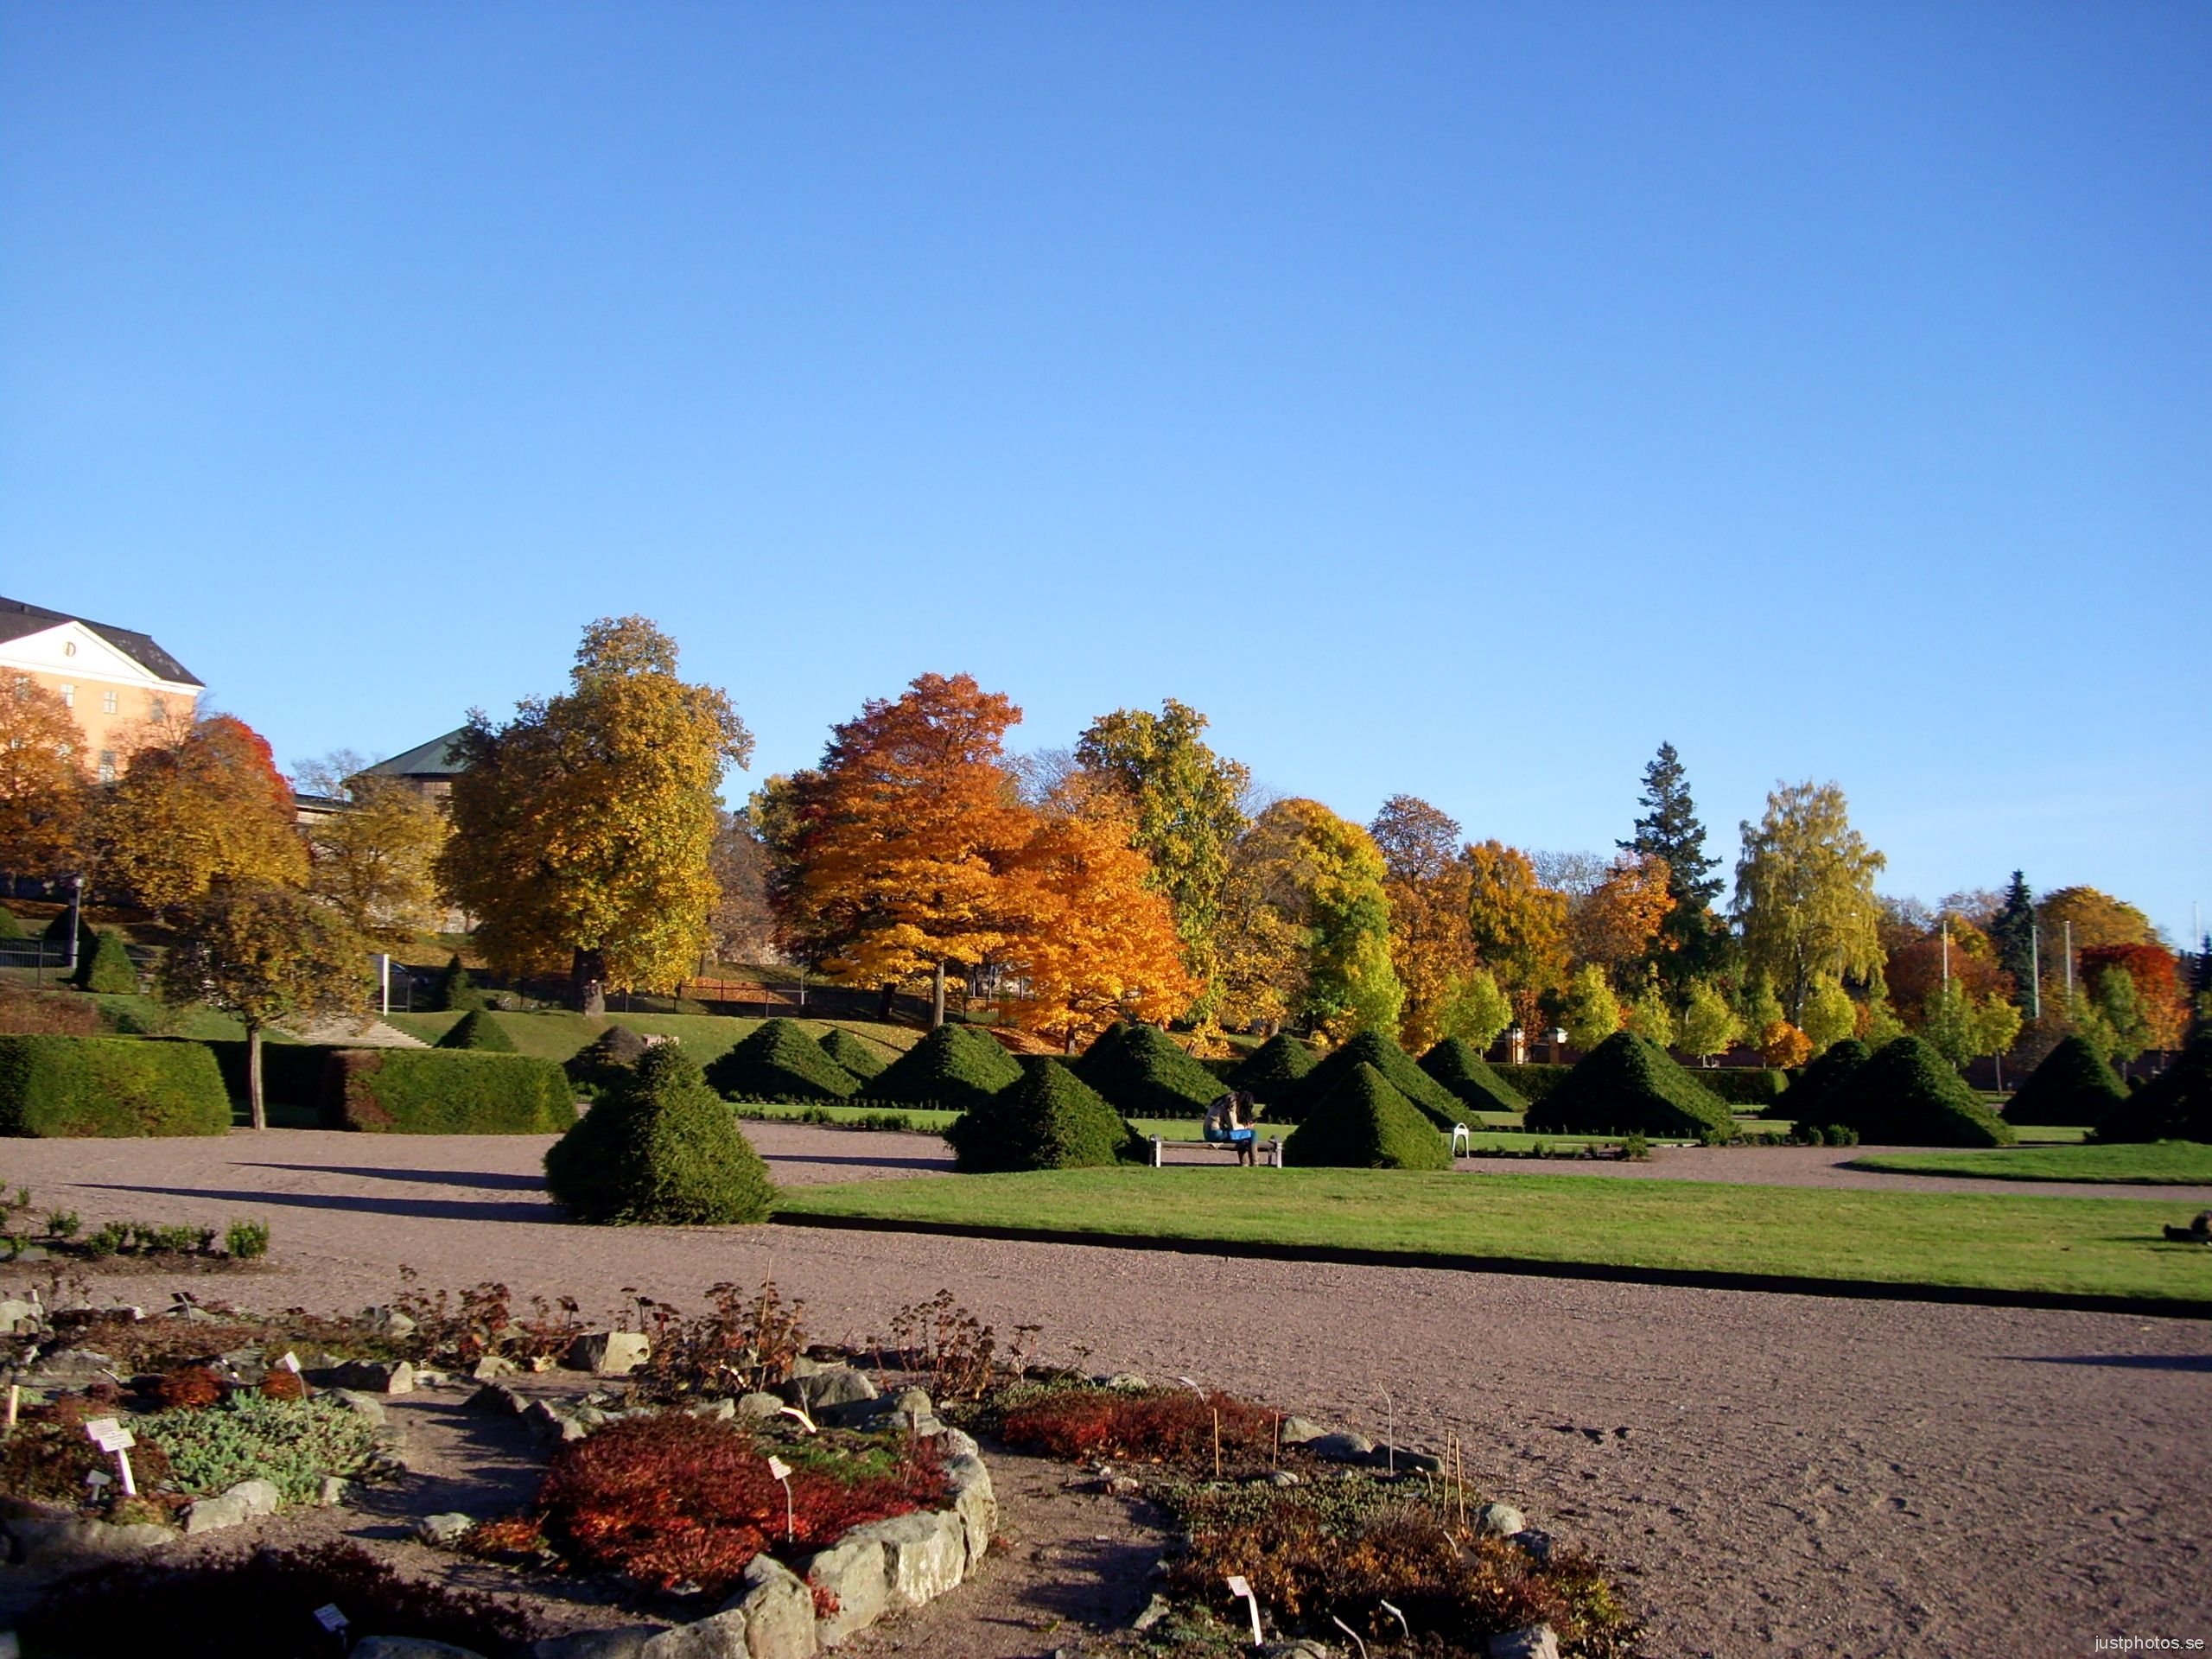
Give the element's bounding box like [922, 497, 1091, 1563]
[0, 1035, 232, 1137]
[1770, 1039, 1869, 1122]
[1526, 1032, 1738, 1140]
[330, 1049, 575, 1134]
[863, 1023, 1022, 1113]
[1692, 1067, 1788, 1109]
[437, 1010, 517, 1052]
[2093, 1033, 2211, 1144]
[1498, 1062, 1573, 1104]
[1819, 1037, 2014, 1147]
[1418, 1038, 1529, 1114]
[704, 1019, 857, 1103]
[2005, 1035, 2127, 1128]
[944, 1057, 1147, 1173]
[1076, 1023, 1224, 1119]
[545, 1044, 774, 1224]
[1282, 1062, 1453, 1171]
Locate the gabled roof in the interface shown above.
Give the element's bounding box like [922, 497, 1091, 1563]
[0, 595, 204, 687]
[360, 728, 471, 779]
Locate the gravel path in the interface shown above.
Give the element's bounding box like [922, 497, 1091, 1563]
[5, 1127, 2208, 1658]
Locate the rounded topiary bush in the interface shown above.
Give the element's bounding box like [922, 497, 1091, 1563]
[1418, 1037, 1529, 1114]
[1819, 1035, 2015, 1147]
[1525, 1031, 1736, 1140]
[944, 1057, 1147, 1173]
[1077, 1022, 1225, 1118]
[703, 1018, 857, 1103]
[1770, 1038, 1871, 1121]
[2091, 1033, 2212, 1144]
[2005, 1035, 2127, 1128]
[863, 1022, 1022, 1113]
[544, 1044, 774, 1224]
[435, 1009, 516, 1052]
[1282, 1062, 1453, 1170]
[74, 929, 139, 995]
[819, 1027, 894, 1083]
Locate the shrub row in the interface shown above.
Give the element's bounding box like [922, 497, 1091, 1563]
[0, 1035, 231, 1137]
[330, 1049, 575, 1135]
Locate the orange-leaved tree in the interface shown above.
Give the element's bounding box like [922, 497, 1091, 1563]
[1463, 840, 1569, 1029]
[94, 715, 307, 912]
[1369, 795, 1478, 1052]
[0, 677, 87, 879]
[2080, 943, 2190, 1052]
[1569, 853, 1673, 984]
[780, 673, 1033, 1026]
[998, 804, 1195, 1049]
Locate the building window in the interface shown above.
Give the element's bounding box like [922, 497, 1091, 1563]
[102, 690, 120, 715]
[98, 750, 118, 783]
[149, 695, 167, 722]
[60, 683, 75, 708]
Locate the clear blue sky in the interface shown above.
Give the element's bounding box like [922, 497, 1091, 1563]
[4, 3, 2206, 937]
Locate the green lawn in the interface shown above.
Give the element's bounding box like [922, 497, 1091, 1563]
[772, 1166, 2212, 1307]
[1849, 1142, 2212, 1185]
[382, 1010, 919, 1069]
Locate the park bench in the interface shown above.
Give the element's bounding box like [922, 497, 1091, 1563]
[1149, 1133, 1285, 1168]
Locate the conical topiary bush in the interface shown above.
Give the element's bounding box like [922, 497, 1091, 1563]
[1282, 1062, 1453, 1170]
[545, 1044, 775, 1224]
[819, 1027, 894, 1083]
[436, 1008, 517, 1052]
[74, 929, 138, 995]
[1275, 1031, 1468, 1128]
[863, 1022, 1023, 1113]
[1770, 1037, 1871, 1121]
[1526, 1031, 1737, 1140]
[432, 955, 486, 1013]
[1819, 1035, 2015, 1147]
[704, 1018, 858, 1103]
[2091, 1033, 2212, 1144]
[944, 1058, 1148, 1173]
[0, 906, 22, 940]
[1226, 1033, 1320, 1103]
[1419, 1037, 1529, 1115]
[2005, 1035, 2127, 1128]
[1076, 1022, 1224, 1118]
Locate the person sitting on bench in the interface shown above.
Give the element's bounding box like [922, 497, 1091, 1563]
[1203, 1090, 1260, 1166]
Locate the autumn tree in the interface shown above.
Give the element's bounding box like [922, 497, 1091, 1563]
[1619, 742, 1728, 984]
[1624, 976, 1676, 1047]
[0, 677, 86, 878]
[2039, 886, 2158, 993]
[302, 775, 450, 945]
[1438, 965, 1515, 1052]
[998, 804, 1196, 1047]
[1732, 781, 1885, 1020]
[705, 810, 776, 966]
[1370, 795, 1479, 1052]
[437, 617, 752, 1013]
[1569, 853, 1673, 985]
[777, 674, 1030, 1026]
[1560, 963, 1624, 1051]
[1215, 798, 1402, 1039]
[1921, 979, 2024, 1073]
[1885, 914, 2011, 1017]
[1462, 840, 1569, 1027]
[2078, 944, 2189, 1052]
[1679, 979, 1739, 1065]
[94, 715, 308, 912]
[1799, 973, 1858, 1055]
[1072, 701, 1249, 1020]
[157, 879, 365, 1129]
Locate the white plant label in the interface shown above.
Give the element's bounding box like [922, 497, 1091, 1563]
[766, 1456, 791, 1482]
[85, 1469, 111, 1488]
[84, 1417, 134, 1453]
[1226, 1574, 1250, 1599]
[1226, 1575, 1262, 1643]
[280, 1351, 302, 1374]
[314, 1604, 348, 1632]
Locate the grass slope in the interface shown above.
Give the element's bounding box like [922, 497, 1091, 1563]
[819, 1027, 894, 1082]
[1849, 1143, 2212, 1185]
[1419, 1038, 1529, 1114]
[1528, 1032, 1736, 1140]
[775, 1167, 2212, 1306]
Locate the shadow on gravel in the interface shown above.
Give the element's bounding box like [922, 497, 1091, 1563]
[760, 1153, 948, 1171]
[243, 1163, 547, 1192]
[2011, 1354, 2212, 1371]
[80, 1183, 552, 1224]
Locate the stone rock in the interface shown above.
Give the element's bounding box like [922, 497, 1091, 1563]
[723, 1553, 817, 1659]
[530, 1629, 664, 1659]
[791, 1367, 876, 1411]
[26, 1348, 114, 1387]
[415, 1512, 475, 1546]
[332, 1359, 416, 1395]
[1131, 1592, 1171, 1632]
[639, 1607, 748, 1659]
[1510, 1527, 1554, 1565]
[787, 1356, 826, 1378]
[360, 1306, 419, 1338]
[0, 1630, 18, 1659]
[217, 1346, 269, 1385]
[226, 1478, 280, 1517]
[531, 1629, 665, 1659]
[1100, 1372, 1149, 1391]
[1259, 1643, 1333, 1658]
[331, 1388, 389, 1427]
[9, 1517, 174, 1560]
[846, 1509, 965, 1609]
[935, 1427, 981, 1459]
[1393, 1449, 1446, 1475]
[798, 1536, 887, 1647]
[1277, 1415, 1325, 1444]
[351, 1640, 491, 1659]
[0, 1299, 41, 1333]
[1307, 1431, 1376, 1463]
[687, 1397, 738, 1421]
[320, 1477, 350, 1507]
[944, 1453, 995, 1563]
[1266, 1470, 1301, 1487]
[1475, 1502, 1526, 1537]
[568, 1332, 652, 1376]
[472, 1354, 518, 1380]
[735, 1391, 785, 1421]
[183, 1494, 252, 1535]
[888, 1387, 932, 1418]
[470, 1381, 530, 1415]
[1487, 1625, 1560, 1659]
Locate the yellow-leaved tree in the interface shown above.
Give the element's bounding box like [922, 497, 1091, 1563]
[0, 677, 87, 879]
[437, 617, 752, 1012]
[305, 774, 451, 945]
[95, 715, 308, 912]
[1462, 840, 1569, 1030]
[1368, 795, 1478, 1052]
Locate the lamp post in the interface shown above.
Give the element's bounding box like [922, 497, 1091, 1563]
[63, 874, 84, 977]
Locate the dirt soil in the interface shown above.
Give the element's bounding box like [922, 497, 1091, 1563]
[1, 1125, 2207, 1659]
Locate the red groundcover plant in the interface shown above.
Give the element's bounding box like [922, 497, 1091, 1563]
[1000, 1386, 1282, 1465]
[536, 1415, 948, 1599]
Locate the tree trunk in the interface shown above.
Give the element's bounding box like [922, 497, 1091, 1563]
[931, 959, 948, 1028]
[571, 946, 607, 1016]
[247, 1022, 266, 1132]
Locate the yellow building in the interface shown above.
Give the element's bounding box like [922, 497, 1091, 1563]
[0, 595, 204, 780]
